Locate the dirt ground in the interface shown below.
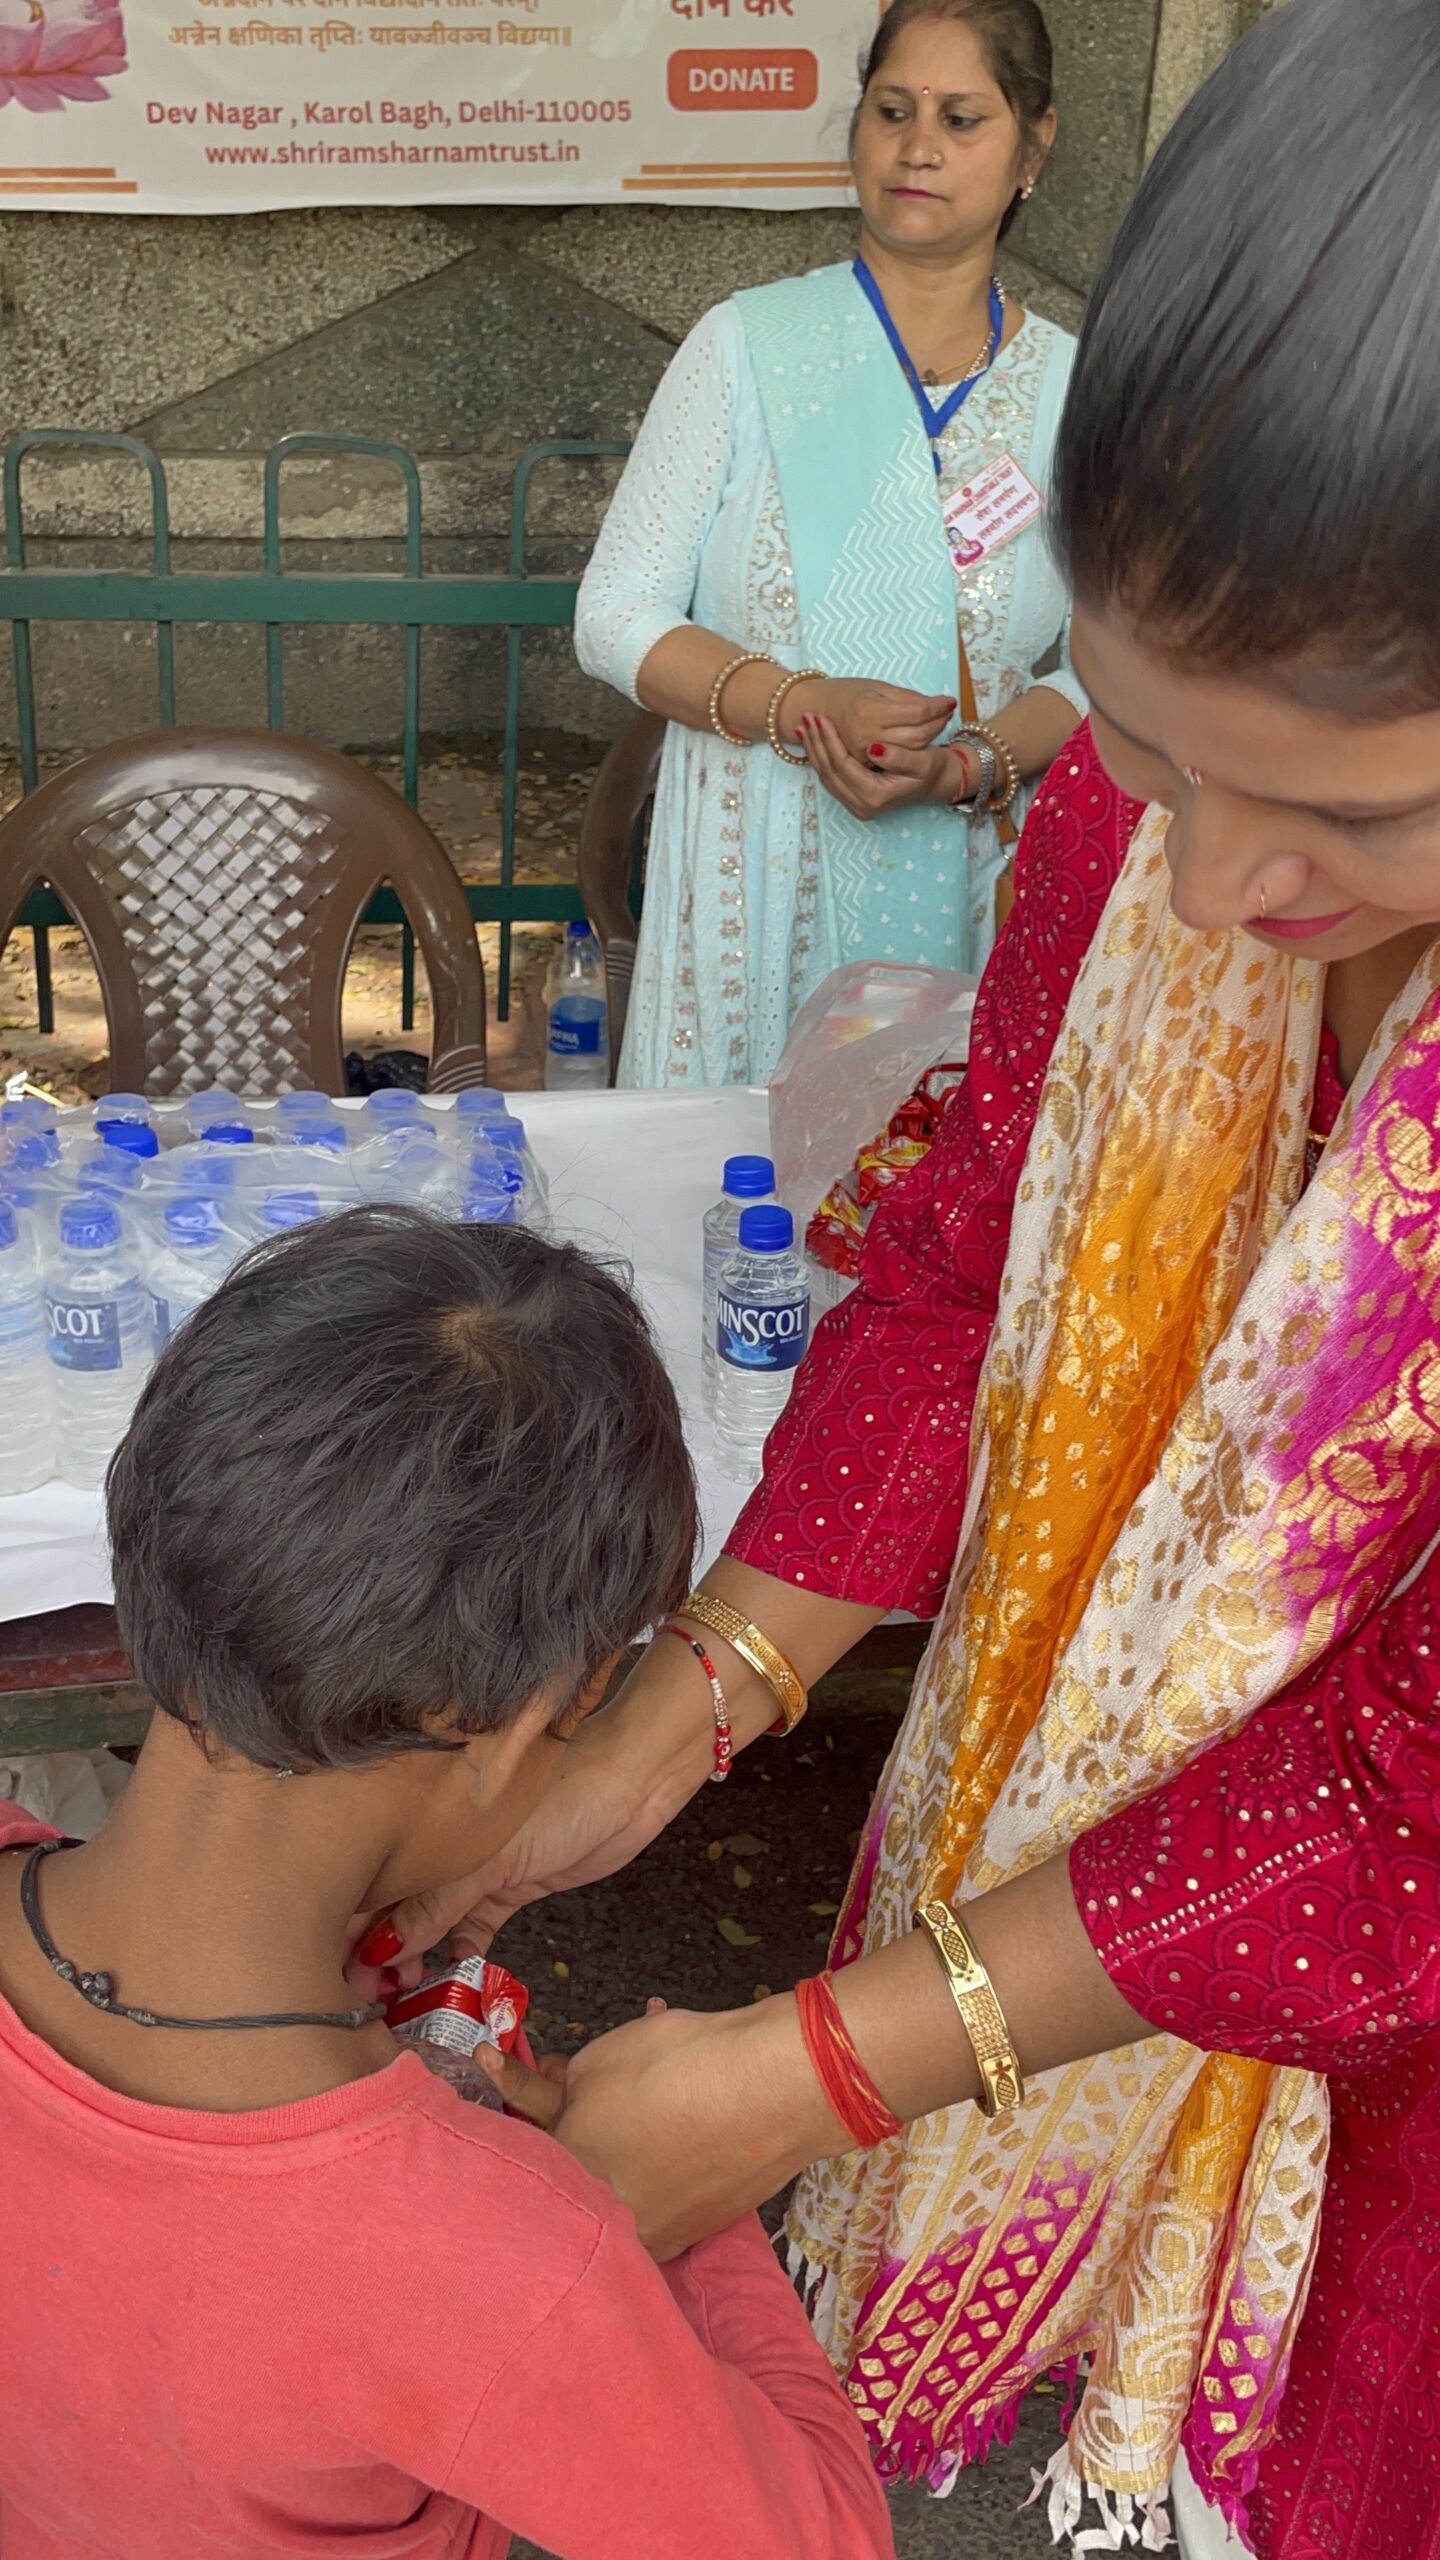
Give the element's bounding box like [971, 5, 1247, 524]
[0, 737, 604, 1102]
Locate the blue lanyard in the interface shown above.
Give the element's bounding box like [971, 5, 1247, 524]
[852, 258, 1004, 472]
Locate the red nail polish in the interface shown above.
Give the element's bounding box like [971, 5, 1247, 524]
[870, 744, 887, 758]
[357, 1915, 403, 1967]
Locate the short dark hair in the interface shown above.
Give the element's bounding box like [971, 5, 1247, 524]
[107, 1206, 696, 1771]
[1055, 0, 1440, 715]
[854, 1, 1053, 238]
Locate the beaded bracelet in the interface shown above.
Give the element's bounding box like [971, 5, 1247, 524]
[957, 720, 1020, 815]
[707, 650, 775, 747]
[657, 1622, 733, 1783]
[796, 1971, 903, 2148]
[678, 1591, 808, 1735]
[765, 666, 826, 768]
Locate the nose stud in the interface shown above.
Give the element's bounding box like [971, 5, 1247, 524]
[1258, 884, 1269, 922]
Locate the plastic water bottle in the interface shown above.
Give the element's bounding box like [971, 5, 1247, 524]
[0, 1201, 56, 1496]
[45, 1196, 154, 1489]
[457, 1150, 518, 1226]
[74, 1147, 144, 1199]
[95, 1093, 153, 1143]
[262, 1187, 324, 1232]
[713, 1206, 811, 1484]
[544, 923, 609, 1092]
[101, 1120, 159, 1164]
[147, 1196, 236, 1351]
[366, 1088, 421, 1128]
[186, 1089, 242, 1140]
[701, 1155, 776, 1414]
[452, 1087, 506, 1130]
[290, 1117, 349, 1157]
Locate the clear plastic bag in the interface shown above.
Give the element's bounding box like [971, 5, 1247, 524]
[768, 963, 978, 1239]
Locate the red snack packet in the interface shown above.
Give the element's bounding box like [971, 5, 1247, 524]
[806, 1066, 966, 1277]
[385, 1956, 529, 2064]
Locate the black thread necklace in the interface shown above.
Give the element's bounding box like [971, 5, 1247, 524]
[20, 1841, 384, 2033]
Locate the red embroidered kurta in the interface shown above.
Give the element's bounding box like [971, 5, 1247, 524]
[730, 726, 1440, 2560]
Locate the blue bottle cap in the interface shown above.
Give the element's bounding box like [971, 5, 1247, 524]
[96, 1092, 150, 1125]
[277, 1092, 332, 1119]
[76, 1148, 141, 1194]
[723, 1155, 775, 1200]
[291, 1119, 348, 1154]
[202, 1122, 254, 1146]
[367, 1089, 420, 1117]
[264, 1188, 323, 1230]
[188, 1088, 240, 1120]
[59, 1197, 120, 1251]
[163, 1197, 225, 1247]
[0, 1200, 18, 1248]
[737, 1204, 794, 1253]
[102, 1121, 159, 1160]
[454, 1087, 507, 1119]
[11, 1131, 59, 1171]
[175, 1157, 236, 1192]
[565, 919, 595, 941]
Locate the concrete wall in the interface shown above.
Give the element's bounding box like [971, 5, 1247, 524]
[0, 0, 1271, 753]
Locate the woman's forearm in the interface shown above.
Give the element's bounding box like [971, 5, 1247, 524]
[551, 1850, 1154, 2260]
[601, 1555, 883, 1846]
[635, 626, 822, 744]
[989, 682, 1083, 782]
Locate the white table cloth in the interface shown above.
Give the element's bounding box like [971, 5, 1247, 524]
[0, 1087, 772, 1625]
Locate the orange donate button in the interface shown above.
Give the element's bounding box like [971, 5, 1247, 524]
[667, 49, 819, 111]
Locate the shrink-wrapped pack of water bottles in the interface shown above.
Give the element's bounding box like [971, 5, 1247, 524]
[0, 1085, 545, 1495]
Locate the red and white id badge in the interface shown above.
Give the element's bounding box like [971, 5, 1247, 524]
[942, 452, 1044, 572]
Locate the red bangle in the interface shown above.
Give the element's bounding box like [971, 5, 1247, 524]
[795, 1971, 903, 2149]
[657, 1623, 733, 1783]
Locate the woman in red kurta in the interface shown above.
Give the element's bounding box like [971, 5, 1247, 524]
[359, 8, 1440, 2550]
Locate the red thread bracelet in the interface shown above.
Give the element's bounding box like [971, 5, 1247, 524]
[657, 1622, 733, 1783]
[795, 1971, 903, 2148]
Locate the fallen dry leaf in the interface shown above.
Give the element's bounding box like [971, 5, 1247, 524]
[716, 1915, 762, 1949]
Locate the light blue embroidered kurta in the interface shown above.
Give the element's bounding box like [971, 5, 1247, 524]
[574, 267, 1083, 1090]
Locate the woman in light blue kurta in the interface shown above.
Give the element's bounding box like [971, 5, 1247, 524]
[574, 0, 1085, 1089]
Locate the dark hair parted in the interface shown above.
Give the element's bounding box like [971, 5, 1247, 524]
[107, 1206, 696, 1771]
[1055, 0, 1440, 715]
[856, 0, 1053, 237]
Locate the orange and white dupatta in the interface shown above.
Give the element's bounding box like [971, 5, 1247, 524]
[788, 807, 1440, 2539]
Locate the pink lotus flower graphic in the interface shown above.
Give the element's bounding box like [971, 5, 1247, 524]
[0, 0, 127, 112]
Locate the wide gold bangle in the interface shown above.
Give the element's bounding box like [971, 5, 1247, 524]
[708, 650, 776, 747]
[764, 666, 825, 768]
[678, 1591, 808, 1735]
[916, 1898, 1025, 2121]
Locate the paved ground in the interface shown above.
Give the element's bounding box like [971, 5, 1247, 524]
[492, 1708, 1060, 2560]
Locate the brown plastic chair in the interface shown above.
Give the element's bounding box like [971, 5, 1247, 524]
[0, 729, 489, 1096]
[575, 711, 664, 1082]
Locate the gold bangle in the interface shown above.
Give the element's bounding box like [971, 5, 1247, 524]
[958, 721, 1020, 816]
[765, 667, 825, 768]
[679, 1591, 808, 1734]
[708, 651, 776, 747]
[916, 1899, 1025, 2121]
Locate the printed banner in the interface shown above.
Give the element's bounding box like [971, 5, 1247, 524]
[0, 0, 876, 211]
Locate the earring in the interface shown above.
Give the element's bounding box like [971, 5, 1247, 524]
[1259, 884, 1269, 923]
[1182, 765, 1204, 788]
[1021, 181, 1035, 200]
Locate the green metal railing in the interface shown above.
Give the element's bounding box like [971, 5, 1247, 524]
[0, 428, 629, 1028]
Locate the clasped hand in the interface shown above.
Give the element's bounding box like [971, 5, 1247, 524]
[795, 678, 959, 821]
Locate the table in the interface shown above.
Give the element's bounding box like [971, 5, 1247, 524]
[0, 1087, 773, 1627]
